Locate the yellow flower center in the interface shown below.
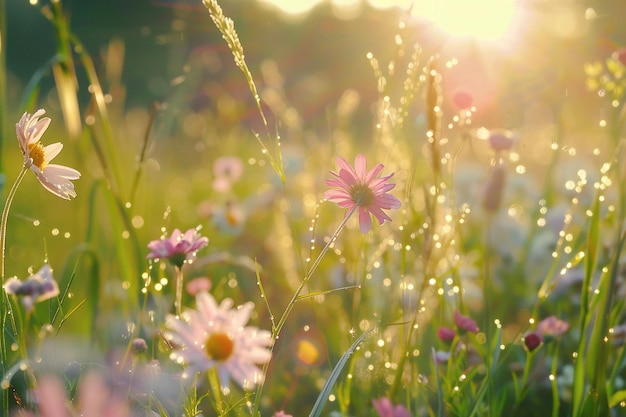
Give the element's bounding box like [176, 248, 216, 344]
[28, 142, 46, 170]
[205, 332, 234, 361]
[350, 184, 374, 207]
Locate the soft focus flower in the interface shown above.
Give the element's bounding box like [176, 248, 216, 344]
[324, 154, 401, 234]
[452, 90, 473, 110]
[146, 228, 209, 268]
[434, 350, 451, 364]
[164, 291, 272, 389]
[273, 412, 293, 417]
[16, 109, 81, 200]
[372, 397, 412, 417]
[212, 200, 246, 235]
[185, 277, 212, 295]
[132, 337, 148, 354]
[523, 332, 543, 352]
[18, 372, 130, 417]
[212, 156, 243, 192]
[537, 315, 569, 338]
[437, 326, 456, 343]
[3, 264, 59, 312]
[613, 48, 626, 66]
[487, 129, 517, 152]
[454, 310, 479, 333]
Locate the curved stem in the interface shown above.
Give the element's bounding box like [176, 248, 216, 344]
[0, 165, 28, 416]
[251, 206, 357, 416]
[1, 166, 28, 280]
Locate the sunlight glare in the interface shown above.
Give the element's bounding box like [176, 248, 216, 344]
[258, 0, 320, 16]
[410, 0, 516, 41]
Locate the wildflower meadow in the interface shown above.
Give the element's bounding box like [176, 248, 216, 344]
[3, 0, 626, 416]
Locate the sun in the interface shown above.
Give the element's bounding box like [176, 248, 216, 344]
[408, 0, 517, 41]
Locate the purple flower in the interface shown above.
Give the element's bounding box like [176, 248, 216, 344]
[324, 154, 401, 234]
[454, 310, 479, 333]
[146, 228, 208, 268]
[487, 130, 517, 152]
[372, 397, 412, 417]
[536, 316, 569, 338]
[3, 264, 59, 312]
[437, 326, 456, 343]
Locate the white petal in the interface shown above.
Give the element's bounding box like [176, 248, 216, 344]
[43, 142, 63, 162]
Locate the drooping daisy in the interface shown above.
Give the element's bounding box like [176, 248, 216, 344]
[164, 291, 272, 390]
[323, 154, 401, 234]
[16, 109, 81, 200]
[146, 228, 209, 268]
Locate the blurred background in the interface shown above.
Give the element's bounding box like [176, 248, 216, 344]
[7, 0, 626, 134]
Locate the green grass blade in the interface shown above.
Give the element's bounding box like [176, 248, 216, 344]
[309, 328, 373, 417]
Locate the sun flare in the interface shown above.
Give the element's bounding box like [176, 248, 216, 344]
[410, 0, 517, 41]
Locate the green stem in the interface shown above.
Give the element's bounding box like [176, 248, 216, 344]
[175, 266, 184, 317]
[1, 166, 28, 280]
[251, 206, 357, 416]
[0, 165, 28, 415]
[208, 367, 226, 416]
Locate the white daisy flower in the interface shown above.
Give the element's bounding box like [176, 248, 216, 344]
[164, 291, 272, 390]
[16, 109, 80, 200]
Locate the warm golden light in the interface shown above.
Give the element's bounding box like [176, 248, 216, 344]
[410, 0, 516, 41]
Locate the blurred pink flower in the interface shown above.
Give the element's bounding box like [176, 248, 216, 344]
[613, 48, 626, 66]
[324, 154, 401, 234]
[487, 130, 517, 152]
[164, 291, 272, 390]
[372, 397, 412, 417]
[22, 372, 130, 417]
[454, 310, 479, 333]
[212, 156, 243, 192]
[273, 412, 293, 417]
[185, 277, 212, 295]
[3, 264, 59, 312]
[437, 326, 456, 343]
[16, 109, 81, 200]
[146, 228, 208, 268]
[536, 315, 569, 338]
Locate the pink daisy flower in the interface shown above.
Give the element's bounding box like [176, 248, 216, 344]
[146, 228, 209, 268]
[16, 109, 81, 200]
[323, 154, 401, 234]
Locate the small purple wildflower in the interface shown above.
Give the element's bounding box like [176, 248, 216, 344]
[146, 228, 208, 268]
[454, 310, 480, 334]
